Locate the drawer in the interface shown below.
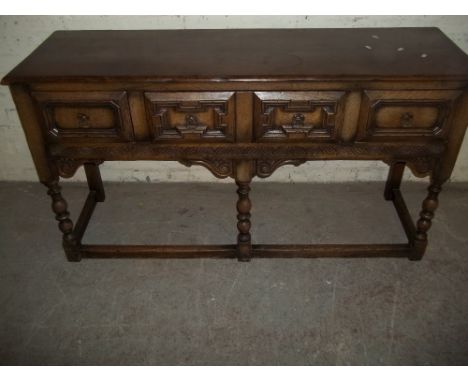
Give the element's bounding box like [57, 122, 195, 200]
[144, 92, 235, 142]
[357, 90, 462, 141]
[32, 91, 134, 141]
[253, 91, 346, 142]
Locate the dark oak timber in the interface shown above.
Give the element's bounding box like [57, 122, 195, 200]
[84, 162, 105, 202]
[3, 28, 468, 83]
[43, 178, 81, 261]
[3, 28, 468, 262]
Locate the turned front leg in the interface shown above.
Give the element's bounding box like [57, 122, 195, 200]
[43, 178, 81, 261]
[411, 182, 442, 261]
[235, 160, 253, 262]
[236, 180, 252, 261]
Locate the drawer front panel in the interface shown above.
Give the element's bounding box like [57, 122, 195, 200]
[32, 91, 134, 141]
[358, 90, 462, 141]
[253, 91, 346, 142]
[144, 92, 235, 142]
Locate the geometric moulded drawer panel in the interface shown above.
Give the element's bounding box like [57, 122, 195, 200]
[253, 91, 346, 142]
[357, 90, 462, 141]
[144, 91, 235, 142]
[32, 91, 134, 142]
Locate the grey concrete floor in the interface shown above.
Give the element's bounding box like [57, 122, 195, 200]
[0, 180, 468, 365]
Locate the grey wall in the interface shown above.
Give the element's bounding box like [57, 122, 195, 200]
[1, 15, 467, 183]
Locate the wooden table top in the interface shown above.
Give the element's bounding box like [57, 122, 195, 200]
[2, 28, 468, 84]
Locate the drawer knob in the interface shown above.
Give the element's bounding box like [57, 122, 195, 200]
[185, 114, 200, 127]
[291, 113, 305, 127]
[400, 112, 414, 128]
[77, 113, 90, 128]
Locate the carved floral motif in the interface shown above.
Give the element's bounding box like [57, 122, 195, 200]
[383, 157, 438, 178]
[406, 157, 438, 178]
[256, 159, 307, 178]
[54, 158, 103, 178]
[178, 159, 233, 178]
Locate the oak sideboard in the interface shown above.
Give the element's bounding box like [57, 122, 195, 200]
[2, 28, 468, 261]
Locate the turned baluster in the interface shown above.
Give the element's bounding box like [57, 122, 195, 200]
[44, 179, 81, 261]
[412, 183, 442, 260]
[236, 180, 252, 262]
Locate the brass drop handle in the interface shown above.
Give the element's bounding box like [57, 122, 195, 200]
[77, 113, 90, 128]
[400, 112, 414, 128]
[291, 113, 305, 127]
